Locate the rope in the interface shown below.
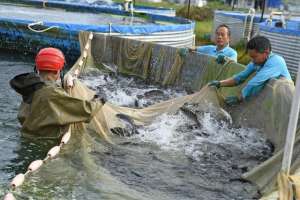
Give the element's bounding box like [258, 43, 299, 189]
[27, 21, 58, 33]
[75, 32, 94, 73]
[3, 127, 72, 200]
[3, 32, 95, 199]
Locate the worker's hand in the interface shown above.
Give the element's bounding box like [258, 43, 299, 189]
[208, 80, 221, 88]
[65, 74, 75, 89]
[216, 54, 226, 64]
[178, 48, 189, 57]
[224, 96, 240, 106]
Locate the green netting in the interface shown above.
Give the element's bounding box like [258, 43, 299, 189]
[11, 31, 300, 199]
[70, 32, 300, 196]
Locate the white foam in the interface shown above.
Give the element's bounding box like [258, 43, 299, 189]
[81, 73, 270, 161]
[136, 111, 270, 160]
[136, 113, 188, 151]
[82, 74, 185, 107]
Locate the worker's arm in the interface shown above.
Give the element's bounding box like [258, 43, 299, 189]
[208, 62, 255, 88]
[220, 78, 236, 87]
[48, 88, 104, 125]
[240, 60, 285, 100]
[232, 62, 256, 85]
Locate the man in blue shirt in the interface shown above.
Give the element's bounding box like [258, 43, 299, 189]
[190, 24, 238, 62]
[209, 36, 292, 105]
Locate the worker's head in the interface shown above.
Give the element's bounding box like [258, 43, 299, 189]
[246, 36, 271, 65]
[35, 47, 65, 81]
[214, 24, 231, 49]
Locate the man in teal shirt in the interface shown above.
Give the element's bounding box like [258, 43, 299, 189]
[209, 36, 292, 105]
[190, 24, 238, 63]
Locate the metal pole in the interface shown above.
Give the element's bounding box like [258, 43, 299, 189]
[260, 0, 266, 22]
[187, 0, 191, 19]
[231, 0, 235, 11]
[281, 62, 300, 175]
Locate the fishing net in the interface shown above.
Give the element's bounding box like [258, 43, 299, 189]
[9, 31, 300, 199]
[69, 32, 300, 197]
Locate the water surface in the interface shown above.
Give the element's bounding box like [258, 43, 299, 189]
[0, 53, 272, 199]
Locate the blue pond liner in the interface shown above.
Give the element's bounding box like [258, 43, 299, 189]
[4, 0, 176, 16]
[259, 20, 300, 37]
[267, 0, 282, 8]
[0, 2, 194, 65]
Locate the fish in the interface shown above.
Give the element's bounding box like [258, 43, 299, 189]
[111, 114, 139, 137]
[180, 104, 202, 128]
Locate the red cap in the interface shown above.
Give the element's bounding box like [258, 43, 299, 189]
[35, 47, 65, 72]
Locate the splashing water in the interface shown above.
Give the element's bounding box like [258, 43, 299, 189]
[0, 56, 273, 200]
[82, 73, 186, 107]
[81, 72, 272, 199]
[136, 112, 271, 162]
[84, 73, 271, 162]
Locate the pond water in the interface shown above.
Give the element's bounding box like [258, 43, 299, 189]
[0, 52, 272, 199]
[0, 3, 157, 26]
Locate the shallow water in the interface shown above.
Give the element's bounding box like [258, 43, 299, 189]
[0, 52, 272, 199]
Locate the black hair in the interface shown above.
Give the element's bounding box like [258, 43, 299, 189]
[216, 24, 231, 37]
[246, 36, 272, 53]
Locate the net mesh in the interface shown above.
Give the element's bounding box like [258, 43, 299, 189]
[12, 31, 300, 199]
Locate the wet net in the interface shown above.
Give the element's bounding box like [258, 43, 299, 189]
[68, 32, 300, 198]
[7, 31, 300, 199]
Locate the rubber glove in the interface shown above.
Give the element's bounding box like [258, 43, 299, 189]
[208, 80, 221, 88]
[216, 54, 226, 64]
[225, 96, 240, 106]
[178, 48, 189, 57]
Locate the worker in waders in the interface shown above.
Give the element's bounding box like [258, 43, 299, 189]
[10, 47, 105, 138]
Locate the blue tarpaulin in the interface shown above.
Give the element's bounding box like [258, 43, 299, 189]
[267, 0, 282, 8]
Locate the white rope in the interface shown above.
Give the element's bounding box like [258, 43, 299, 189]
[3, 127, 72, 199]
[4, 32, 93, 200]
[4, 32, 95, 199]
[27, 21, 59, 33]
[79, 32, 93, 72]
